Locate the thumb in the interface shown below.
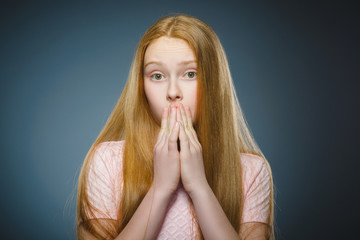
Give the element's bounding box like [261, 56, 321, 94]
[168, 121, 180, 152]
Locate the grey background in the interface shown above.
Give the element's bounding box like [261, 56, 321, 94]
[1, 0, 358, 239]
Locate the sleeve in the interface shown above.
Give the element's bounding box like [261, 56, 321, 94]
[241, 158, 271, 224]
[86, 143, 119, 220]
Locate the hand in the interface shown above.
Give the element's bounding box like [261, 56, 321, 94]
[152, 105, 181, 195]
[176, 103, 208, 197]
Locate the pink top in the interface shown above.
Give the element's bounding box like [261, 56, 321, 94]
[87, 140, 271, 239]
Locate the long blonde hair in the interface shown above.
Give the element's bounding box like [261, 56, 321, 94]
[77, 14, 275, 239]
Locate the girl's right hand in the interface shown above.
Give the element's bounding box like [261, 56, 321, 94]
[152, 105, 181, 195]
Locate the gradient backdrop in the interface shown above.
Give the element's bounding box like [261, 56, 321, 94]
[0, 1, 358, 239]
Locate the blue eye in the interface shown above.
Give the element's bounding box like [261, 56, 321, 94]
[185, 72, 197, 79]
[151, 74, 164, 81]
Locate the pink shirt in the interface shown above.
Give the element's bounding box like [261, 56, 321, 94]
[87, 141, 271, 239]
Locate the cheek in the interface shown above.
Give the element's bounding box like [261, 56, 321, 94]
[187, 88, 198, 123]
[144, 84, 164, 121]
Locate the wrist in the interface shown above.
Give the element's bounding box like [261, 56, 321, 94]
[151, 183, 177, 200]
[187, 180, 211, 201]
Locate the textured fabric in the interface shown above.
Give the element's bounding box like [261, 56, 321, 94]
[87, 140, 271, 239]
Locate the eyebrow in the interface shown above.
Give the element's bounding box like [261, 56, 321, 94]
[144, 60, 197, 68]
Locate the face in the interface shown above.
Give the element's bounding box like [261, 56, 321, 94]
[143, 36, 198, 126]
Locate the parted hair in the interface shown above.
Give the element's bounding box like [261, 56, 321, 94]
[77, 13, 275, 239]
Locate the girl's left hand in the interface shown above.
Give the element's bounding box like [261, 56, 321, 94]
[176, 103, 208, 197]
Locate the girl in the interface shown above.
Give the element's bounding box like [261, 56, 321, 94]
[77, 14, 274, 240]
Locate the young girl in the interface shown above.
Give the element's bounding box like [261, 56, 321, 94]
[77, 14, 274, 240]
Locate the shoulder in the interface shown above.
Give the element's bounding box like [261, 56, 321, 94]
[240, 153, 267, 173]
[239, 153, 271, 196]
[86, 141, 125, 220]
[90, 140, 125, 177]
[94, 140, 125, 158]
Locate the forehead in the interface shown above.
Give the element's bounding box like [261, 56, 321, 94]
[144, 37, 196, 64]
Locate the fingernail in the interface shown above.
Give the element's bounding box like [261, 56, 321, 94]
[176, 122, 179, 127]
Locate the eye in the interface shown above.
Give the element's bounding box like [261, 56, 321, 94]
[185, 72, 197, 79]
[151, 73, 164, 81]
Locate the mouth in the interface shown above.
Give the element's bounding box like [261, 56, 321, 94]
[169, 103, 182, 109]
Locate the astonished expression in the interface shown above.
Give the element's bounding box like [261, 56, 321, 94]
[143, 36, 198, 126]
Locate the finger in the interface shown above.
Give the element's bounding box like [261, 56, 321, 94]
[168, 105, 177, 133]
[179, 104, 197, 146]
[161, 107, 169, 132]
[179, 104, 188, 129]
[158, 127, 167, 147]
[176, 106, 182, 123]
[154, 108, 166, 148]
[154, 135, 166, 159]
[176, 107, 185, 133]
[157, 107, 168, 138]
[177, 106, 196, 147]
[154, 129, 165, 147]
[184, 106, 199, 143]
[168, 121, 180, 152]
[178, 121, 190, 152]
[184, 106, 193, 129]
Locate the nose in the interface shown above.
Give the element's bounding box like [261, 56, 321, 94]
[166, 79, 182, 103]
